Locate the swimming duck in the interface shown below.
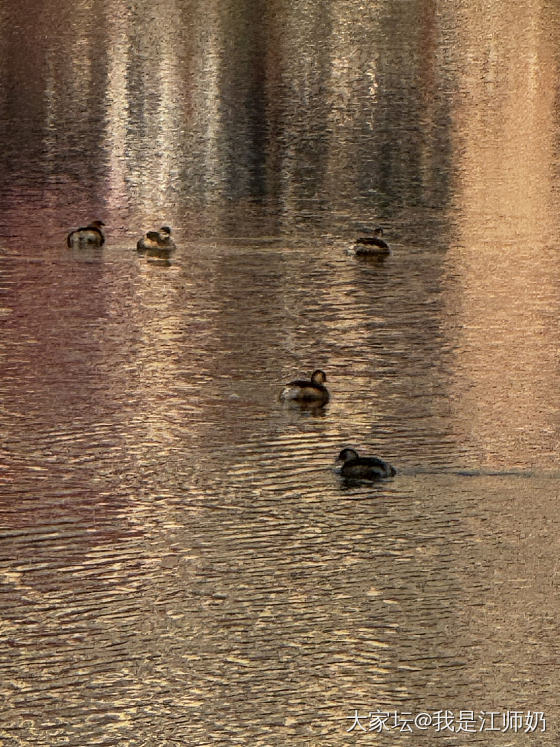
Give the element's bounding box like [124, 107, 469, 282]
[337, 448, 396, 480]
[354, 227, 390, 255]
[280, 369, 329, 404]
[137, 226, 176, 253]
[137, 231, 160, 252]
[157, 226, 175, 249]
[66, 220, 105, 248]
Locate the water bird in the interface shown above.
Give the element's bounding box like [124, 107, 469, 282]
[136, 231, 160, 252]
[354, 227, 390, 256]
[280, 369, 329, 405]
[137, 226, 176, 252]
[157, 226, 175, 249]
[66, 220, 105, 248]
[337, 448, 396, 480]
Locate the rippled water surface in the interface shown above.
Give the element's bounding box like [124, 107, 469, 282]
[2, 0, 560, 744]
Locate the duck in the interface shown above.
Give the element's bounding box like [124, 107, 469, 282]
[136, 231, 161, 252]
[354, 227, 390, 256]
[156, 226, 175, 249]
[66, 220, 105, 248]
[337, 448, 396, 480]
[137, 226, 176, 253]
[280, 369, 329, 404]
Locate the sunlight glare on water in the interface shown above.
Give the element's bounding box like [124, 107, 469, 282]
[1, 0, 560, 744]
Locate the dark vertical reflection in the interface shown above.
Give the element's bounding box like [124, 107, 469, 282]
[0, 0, 456, 245]
[216, 0, 269, 200]
[0, 0, 113, 243]
[0, 0, 47, 171]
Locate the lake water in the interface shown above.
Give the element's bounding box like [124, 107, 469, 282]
[1, 0, 560, 744]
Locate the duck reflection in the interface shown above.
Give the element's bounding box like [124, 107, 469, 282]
[281, 398, 328, 417]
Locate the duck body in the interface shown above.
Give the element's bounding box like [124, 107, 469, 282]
[67, 220, 105, 249]
[337, 448, 395, 480]
[137, 226, 176, 256]
[136, 231, 161, 252]
[354, 227, 390, 256]
[280, 369, 329, 404]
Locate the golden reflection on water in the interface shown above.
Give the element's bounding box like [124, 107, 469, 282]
[3, 0, 560, 744]
[443, 0, 560, 468]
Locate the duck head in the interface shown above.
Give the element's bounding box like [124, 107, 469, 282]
[310, 370, 327, 385]
[337, 447, 359, 464]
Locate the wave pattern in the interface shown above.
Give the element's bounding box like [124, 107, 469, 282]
[2, 234, 560, 744]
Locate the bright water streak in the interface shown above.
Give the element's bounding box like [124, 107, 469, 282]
[2, 0, 560, 744]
